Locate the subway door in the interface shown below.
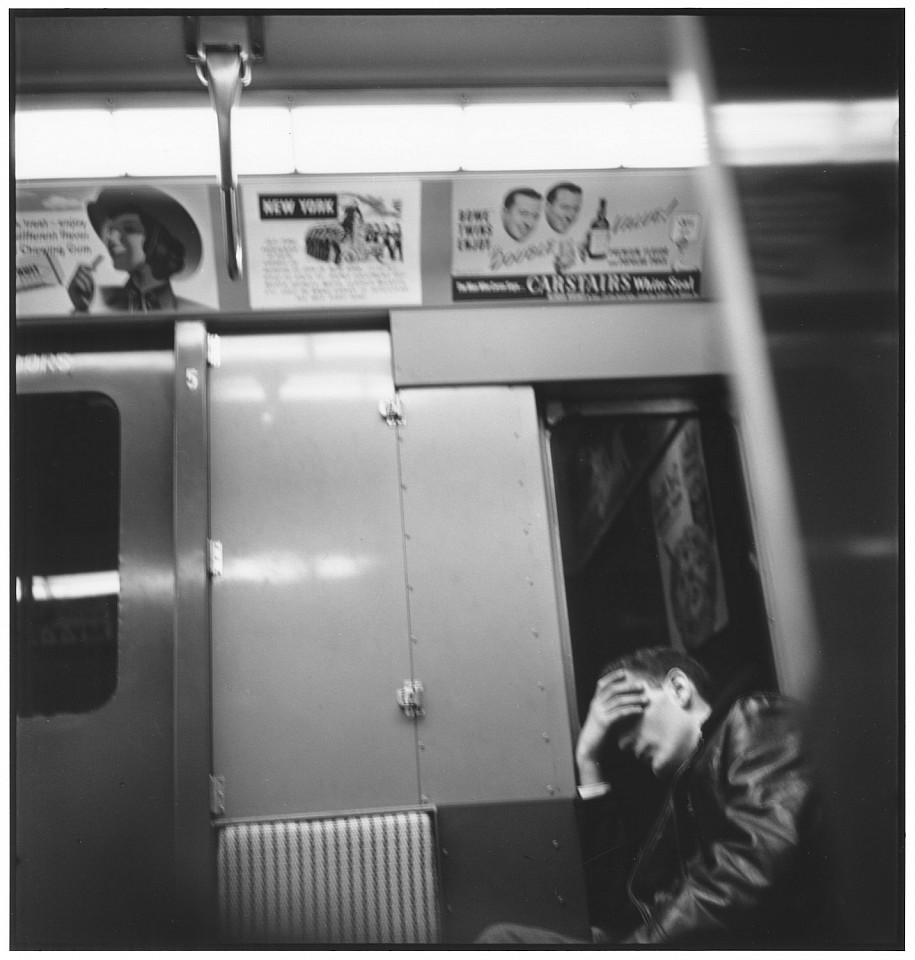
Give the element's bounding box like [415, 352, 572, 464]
[396, 386, 591, 942]
[209, 332, 418, 817]
[14, 351, 177, 947]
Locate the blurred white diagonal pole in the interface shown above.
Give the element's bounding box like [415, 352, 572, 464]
[668, 16, 820, 700]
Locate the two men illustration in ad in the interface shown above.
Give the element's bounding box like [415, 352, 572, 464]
[500, 181, 585, 274]
[500, 181, 584, 242]
[68, 186, 207, 314]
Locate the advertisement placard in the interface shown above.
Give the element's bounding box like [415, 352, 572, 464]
[649, 421, 728, 651]
[241, 179, 422, 309]
[16, 182, 219, 317]
[452, 173, 704, 303]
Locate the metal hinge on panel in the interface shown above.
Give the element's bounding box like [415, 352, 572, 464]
[379, 395, 405, 427]
[207, 539, 224, 577]
[210, 774, 226, 817]
[206, 333, 221, 368]
[396, 679, 425, 718]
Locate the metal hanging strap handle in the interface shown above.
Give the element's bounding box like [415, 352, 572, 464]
[198, 47, 249, 281]
[186, 16, 263, 282]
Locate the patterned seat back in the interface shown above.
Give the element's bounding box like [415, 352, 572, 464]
[217, 810, 442, 944]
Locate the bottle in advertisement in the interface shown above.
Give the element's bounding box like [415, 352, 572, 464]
[587, 199, 610, 259]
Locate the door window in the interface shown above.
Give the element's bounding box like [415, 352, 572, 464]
[14, 392, 120, 717]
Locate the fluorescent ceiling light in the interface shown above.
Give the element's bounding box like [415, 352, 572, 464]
[293, 104, 462, 173]
[15, 110, 122, 179]
[235, 107, 295, 174]
[13, 98, 898, 180]
[713, 99, 898, 166]
[114, 108, 217, 176]
[623, 102, 708, 168]
[462, 102, 629, 171]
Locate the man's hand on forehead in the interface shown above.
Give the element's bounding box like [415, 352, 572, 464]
[576, 669, 651, 774]
[590, 670, 650, 732]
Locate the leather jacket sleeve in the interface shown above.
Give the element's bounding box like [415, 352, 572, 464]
[625, 698, 815, 944]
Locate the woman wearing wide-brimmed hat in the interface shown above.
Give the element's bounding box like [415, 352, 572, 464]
[68, 186, 208, 313]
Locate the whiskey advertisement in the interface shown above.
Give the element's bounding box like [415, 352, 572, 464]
[242, 178, 422, 309]
[452, 173, 704, 303]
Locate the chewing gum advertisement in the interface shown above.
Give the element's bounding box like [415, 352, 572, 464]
[242, 179, 422, 309]
[15, 182, 219, 317]
[649, 421, 728, 651]
[452, 172, 704, 303]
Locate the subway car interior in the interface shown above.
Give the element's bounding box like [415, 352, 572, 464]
[12, 11, 900, 948]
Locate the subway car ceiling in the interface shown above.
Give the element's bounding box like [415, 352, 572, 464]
[14, 13, 898, 98]
[14, 14, 672, 94]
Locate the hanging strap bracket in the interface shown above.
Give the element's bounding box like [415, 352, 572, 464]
[184, 15, 265, 70]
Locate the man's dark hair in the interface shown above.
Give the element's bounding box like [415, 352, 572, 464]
[503, 187, 542, 210]
[546, 181, 583, 204]
[601, 646, 715, 704]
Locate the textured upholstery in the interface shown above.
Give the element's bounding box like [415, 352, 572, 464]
[217, 811, 441, 944]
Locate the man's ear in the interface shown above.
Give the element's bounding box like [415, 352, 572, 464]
[666, 668, 694, 708]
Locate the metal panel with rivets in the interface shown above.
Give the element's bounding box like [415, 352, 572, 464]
[397, 385, 577, 804]
[209, 331, 419, 817]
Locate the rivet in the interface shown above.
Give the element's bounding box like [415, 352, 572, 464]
[531, 629, 539, 637]
[552, 840, 560, 849]
[546, 784, 556, 795]
[537, 682, 545, 691]
[542, 733, 550, 743]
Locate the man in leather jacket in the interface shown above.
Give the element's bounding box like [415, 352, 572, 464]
[479, 647, 834, 946]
